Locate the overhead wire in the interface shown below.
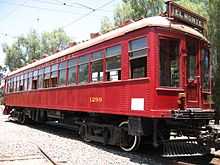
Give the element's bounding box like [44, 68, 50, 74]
[31, 0, 95, 10]
[62, 0, 116, 29]
[0, 0, 117, 40]
[0, 0, 28, 22]
[0, 1, 92, 15]
[52, 0, 111, 12]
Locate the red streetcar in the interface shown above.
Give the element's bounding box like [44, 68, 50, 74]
[2, 1, 217, 157]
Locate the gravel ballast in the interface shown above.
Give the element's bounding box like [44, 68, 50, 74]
[0, 106, 210, 165]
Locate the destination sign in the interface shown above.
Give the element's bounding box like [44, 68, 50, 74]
[166, 0, 206, 30]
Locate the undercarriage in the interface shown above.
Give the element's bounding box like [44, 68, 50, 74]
[5, 106, 220, 158]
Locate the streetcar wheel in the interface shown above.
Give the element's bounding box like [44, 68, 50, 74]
[119, 121, 141, 152]
[79, 124, 91, 143]
[18, 112, 26, 124]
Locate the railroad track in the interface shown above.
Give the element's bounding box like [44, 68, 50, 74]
[1, 117, 213, 165]
[0, 142, 67, 165]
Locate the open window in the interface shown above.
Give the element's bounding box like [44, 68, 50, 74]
[28, 72, 32, 90]
[91, 51, 103, 82]
[24, 73, 28, 91]
[129, 37, 148, 79]
[10, 78, 14, 92]
[78, 55, 89, 83]
[159, 38, 179, 87]
[38, 69, 44, 88]
[106, 45, 121, 81]
[51, 64, 58, 87]
[8, 79, 11, 92]
[43, 67, 50, 88]
[58, 61, 67, 86]
[68, 59, 77, 84]
[32, 70, 38, 89]
[19, 74, 24, 91]
[16, 76, 19, 91]
[14, 77, 17, 91]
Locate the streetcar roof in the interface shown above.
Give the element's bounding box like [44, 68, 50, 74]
[7, 16, 207, 77]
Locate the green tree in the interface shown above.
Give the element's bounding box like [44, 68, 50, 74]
[41, 28, 70, 55]
[2, 28, 71, 71]
[0, 65, 7, 103]
[23, 30, 42, 63]
[209, 0, 220, 107]
[113, 0, 164, 26]
[175, 0, 208, 17]
[100, 0, 208, 33]
[3, 41, 26, 71]
[113, 2, 134, 27]
[100, 17, 115, 34]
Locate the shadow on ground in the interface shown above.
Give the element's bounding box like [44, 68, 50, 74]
[5, 119, 213, 165]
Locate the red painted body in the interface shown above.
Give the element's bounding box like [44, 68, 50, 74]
[3, 26, 213, 118]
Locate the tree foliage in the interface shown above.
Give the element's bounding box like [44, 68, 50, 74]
[209, 0, 220, 106]
[100, 0, 209, 33]
[41, 28, 70, 56]
[101, 0, 164, 33]
[2, 28, 71, 71]
[175, 0, 208, 17]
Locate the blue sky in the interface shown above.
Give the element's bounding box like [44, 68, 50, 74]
[0, 0, 120, 65]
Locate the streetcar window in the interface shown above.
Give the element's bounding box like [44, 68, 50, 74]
[58, 61, 67, 86]
[187, 41, 196, 80]
[79, 55, 89, 83]
[51, 64, 58, 78]
[129, 37, 148, 79]
[5, 79, 8, 93]
[8, 79, 10, 92]
[32, 70, 38, 89]
[51, 64, 58, 87]
[106, 45, 121, 81]
[28, 72, 32, 90]
[38, 69, 44, 88]
[44, 67, 50, 79]
[160, 39, 179, 87]
[11, 78, 14, 92]
[6, 79, 11, 93]
[11, 79, 13, 92]
[43, 67, 50, 88]
[68, 59, 77, 84]
[8, 80, 10, 93]
[24, 73, 28, 91]
[8, 79, 10, 93]
[202, 48, 209, 90]
[16, 76, 20, 91]
[12, 78, 15, 92]
[19, 74, 24, 91]
[91, 51, 103, 82]
[14, 77, 17, 91]
[9, 78, 14, 92]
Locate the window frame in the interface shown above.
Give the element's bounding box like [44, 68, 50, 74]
[91, 51, 104, 82]
[78, 55, 90, 84]
[158, 37, 180, 88]
[105, 44, 122, 81]
[24, 73, 28, 91]
[128, 37, 149, 79]
[28, 71, 33, 90]
[67, 58, 78, 85]
[51, 64, 58, 78]
[58, 61, 67, 86]
[201, 47, 210, 91]
[38, 68, 44, 89]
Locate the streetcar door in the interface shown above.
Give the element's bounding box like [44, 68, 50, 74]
[186, 40, 200, 107]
